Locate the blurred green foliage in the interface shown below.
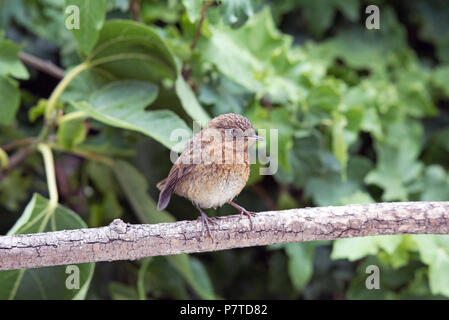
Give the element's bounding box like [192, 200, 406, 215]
[1, 0, 449, 300]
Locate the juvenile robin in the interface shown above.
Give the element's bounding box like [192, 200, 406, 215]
[157, 113, 263, 239]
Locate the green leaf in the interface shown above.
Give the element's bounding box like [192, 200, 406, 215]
[65, 0, 107, 56]
[108, 282, 139, 300]
[57, 119, 87, 149]
[0, 147, 8, 169]
[333, 0, 360, 21]
[0, 168, 31, 211]
[0, 194, 94, 300]
[88, 19, 177, 84]
[199, 76, 250, 115]
[141, 257, 188, 299]
[220, 0, 253, 28]
[432, 65, 449, 96]
[0, 35, 29, 79]
[313, 8, 407, 72]
[0, 76, 20, 126]
[413, 235, 449, 297]
[285, 242, 315, 291]
[411, 165, 449, 201]
[70, 80, 191, 152]
[28, 99, 48, 123]
[182, 0, 203, 23]
[86, 161, 118, 195]
[410, 1, 449, 63]
[175, 76, 211, 125]
[113, 160, 175, 224]
[141, 1, 182, 24]
[305, 156, 372, 206]
[332, 236, 403, 262]
[202, 7, 308, 104]
[60, 66, 115, 103]
[188, 257, 215, 299]
[246, 104, 295, 171]
[365, 142, 423, 201]
[137, 258, 152, 300]
[429, 251, 449, 297]
[275, 134, 340, 188]
[397, 69, 437, 118]
[299, 0, 335, 38]
[331, 112, 348, 176]
[307, 80, 342, 111]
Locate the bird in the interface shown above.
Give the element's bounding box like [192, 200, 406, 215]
[156, 113, 264, 239]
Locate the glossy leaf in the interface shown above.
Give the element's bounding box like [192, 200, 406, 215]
[88, 20, 177, 84]
[175, 76, 211, 125]
[65, 0, 107, 56]
[0, 194, 94, 300]
[0, 76, 20, 126]
[70, 80, 191, 152]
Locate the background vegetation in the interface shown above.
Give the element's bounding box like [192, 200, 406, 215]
[1, 0, 449, 299]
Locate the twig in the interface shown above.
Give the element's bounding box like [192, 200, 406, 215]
[181, 0, 212, 86]
[0, 147, 35, 182]
[190, 1, 212, 51]
[0, 137, 38, 152]
[130, 0, 141, 21]
[1, 201, 449, 270]
[19, 51, 65, 80]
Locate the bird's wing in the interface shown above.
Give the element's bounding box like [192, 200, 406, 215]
[157, 163, 194, 211]
[156, 138, 200, 211]
[157, 132, 218, 211]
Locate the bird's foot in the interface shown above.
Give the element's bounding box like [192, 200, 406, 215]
[196, 209, 217, 241]
[239, 208, 256, 229]
[228, 201, 257, 229]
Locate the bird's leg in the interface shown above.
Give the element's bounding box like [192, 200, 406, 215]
[227, 201, 256, 228]
[195, 205, 216, 241]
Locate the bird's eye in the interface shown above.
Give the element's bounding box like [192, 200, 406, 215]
[232, 129, 239, 137]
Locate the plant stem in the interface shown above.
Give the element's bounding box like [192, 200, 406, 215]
[137, 258, 152, 300]
[190, 1, 212, 51]
[1, 137, 39, 152]
[130, 0, 142, 21]
[58, 111, 88, 124]
[19, 51, 65, 80]
[38, 143, 59, 208]
[45, 62, 90, 121]
[0, 147, 35, 182]
[0, 148, 8, 169]
[48, 143, 114, 166]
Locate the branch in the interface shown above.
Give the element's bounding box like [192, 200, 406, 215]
[1, 201, 449, 271]
[1, 137, 38, 152]
[130, 0, 141, 21]
[0, 147, 35, 182]
[19, 51, 65, 80]
[190, 1, 212, 51]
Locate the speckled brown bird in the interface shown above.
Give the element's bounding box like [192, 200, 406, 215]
[157, 113, 263, 238]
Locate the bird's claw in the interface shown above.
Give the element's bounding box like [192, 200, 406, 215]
[239, 209, 256, 229]
[197, 212, 216, 242]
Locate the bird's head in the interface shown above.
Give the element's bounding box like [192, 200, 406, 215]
[204, 113, 264, 146]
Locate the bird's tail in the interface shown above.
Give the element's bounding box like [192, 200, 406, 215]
[156, 177, 174, 211]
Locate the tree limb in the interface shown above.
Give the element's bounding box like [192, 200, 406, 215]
[19, 52, 65, 80]
[1, 201, 449, 271]
[0, 147, 35, 182]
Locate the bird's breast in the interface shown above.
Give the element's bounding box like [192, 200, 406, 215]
[174, 163, 250, 209]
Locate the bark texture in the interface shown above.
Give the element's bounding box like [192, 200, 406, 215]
[1, 201, 449, 271]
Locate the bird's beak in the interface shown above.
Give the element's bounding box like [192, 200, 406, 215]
[248, 135, 264, 141]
